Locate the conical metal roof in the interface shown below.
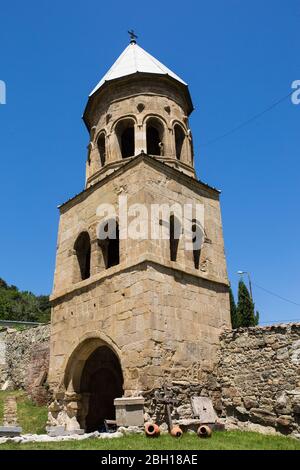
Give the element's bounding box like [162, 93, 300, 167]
[89, 42, 187, 96]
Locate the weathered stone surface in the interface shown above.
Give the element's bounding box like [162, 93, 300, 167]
[276, 415, 293, 429]
[0, 325, 50, 404]
[114, 397, 144, 427]
[118, 426, 144, 435]
[243, 397, 258, 410]
[191, 396, 217, 423]
[3, 396, 19, 427]
[204, 324, 300, 437]
[249, 409, 277, 427]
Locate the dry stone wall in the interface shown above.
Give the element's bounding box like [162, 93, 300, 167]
[143, 324, 300, 437]
[207, 323, 300, 436]
[0, 324, 50, 405]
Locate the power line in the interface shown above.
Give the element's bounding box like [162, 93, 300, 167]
[260, 318, 300, 324]
[252, 282, 300, 307]
[202, 89, 294, 147]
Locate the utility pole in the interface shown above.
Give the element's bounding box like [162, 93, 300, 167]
[237, 271, 253, 303]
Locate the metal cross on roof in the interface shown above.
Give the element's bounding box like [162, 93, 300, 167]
[128, 29, 138, 44]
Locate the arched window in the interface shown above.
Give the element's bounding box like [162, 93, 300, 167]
[170, 214, 181, 261]
[174, 124, 185, 161]
[74, 232, 91, 281]
[146, 118, 164, 156]
[192, 219, 202, 269]
[115, 119, 135, 159]
[97, 134, 106, 166]
[98, 219, 120, 269]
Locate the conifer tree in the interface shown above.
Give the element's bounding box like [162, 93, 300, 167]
[237, 280, 258, 327]
[229, 286, 239, 328]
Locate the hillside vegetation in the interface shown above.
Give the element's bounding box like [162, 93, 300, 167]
[0, 278, 50, 323]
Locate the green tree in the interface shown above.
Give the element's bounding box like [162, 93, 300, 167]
[0, 278, 50, 323]
[229, 286, 239, 328]
[237, 279, 258, 327]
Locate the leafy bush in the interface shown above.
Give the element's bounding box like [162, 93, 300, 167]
[0, 278, 50, 323]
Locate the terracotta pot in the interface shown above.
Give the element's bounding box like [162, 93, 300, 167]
[170, 426, 183, 438]
[144, 422, 160, 437]
[197, 424, 212, 438]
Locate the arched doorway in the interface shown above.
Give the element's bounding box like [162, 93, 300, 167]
[80, 346, 123, 432]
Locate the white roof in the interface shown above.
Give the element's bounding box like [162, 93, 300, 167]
[89, 42, 187, 96]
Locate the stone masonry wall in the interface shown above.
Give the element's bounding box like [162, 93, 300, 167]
[143, 324, 300, 437]
[207, 323, 300, 436]
[1, 322, 300, 436]
[0, 324, 50, 405]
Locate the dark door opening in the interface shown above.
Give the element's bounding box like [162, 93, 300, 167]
[80, 346, 123, 432]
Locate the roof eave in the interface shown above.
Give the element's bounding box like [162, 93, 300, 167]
[82, 73, 194, 131]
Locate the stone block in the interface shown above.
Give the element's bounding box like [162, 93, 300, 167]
[114, 397, 144, 427]
[46, 425, 85, 437]
[249, 408, 277, 427]
[243, 396, 258, 410]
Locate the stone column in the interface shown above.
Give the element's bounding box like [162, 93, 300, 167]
[90, 238, 105, 276]
[47, 391, 84, 435]
[135, 123, 145, 154]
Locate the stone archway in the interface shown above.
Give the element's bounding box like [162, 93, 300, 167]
[80, 346, 123, 432]
[63, 338, 123, 432]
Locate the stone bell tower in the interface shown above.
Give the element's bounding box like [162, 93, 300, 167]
[48, 36, 231, 432]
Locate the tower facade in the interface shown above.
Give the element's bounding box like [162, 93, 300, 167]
[48, 40, 231, 432]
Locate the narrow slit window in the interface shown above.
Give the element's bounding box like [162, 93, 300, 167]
[170, 214, 180, 261]
[98, 134, 106, 166]
[192, 220, 201, 269]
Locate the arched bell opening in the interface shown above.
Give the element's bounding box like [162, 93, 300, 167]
[97, 133, 106, 166]
[146, 118, 165, 156]
[174, 124, 186, 161]
[73, 232, 91, 282]
[115, 119, 135, 159]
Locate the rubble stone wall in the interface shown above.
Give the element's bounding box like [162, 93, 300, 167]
[0, 324, 50, 405]
[143, 324, 300, 437]
[208, 323, 300, 436]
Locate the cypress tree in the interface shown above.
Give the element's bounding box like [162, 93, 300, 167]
[229, 286, 239, 328]
[237, 280, 257, 327]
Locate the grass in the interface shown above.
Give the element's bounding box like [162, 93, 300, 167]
[0, 391, 48, 435]
[1, 431, 300, 450]
[0, 391, 299, 450]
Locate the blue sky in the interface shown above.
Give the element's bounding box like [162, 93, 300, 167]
[0, 0, 299, 324]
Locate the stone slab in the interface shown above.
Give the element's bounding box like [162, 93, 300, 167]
[0, 426, 22, 437]
[191, 397, 218, 423]
[46, 426, 85, 437]
[114, 397, 145, 406]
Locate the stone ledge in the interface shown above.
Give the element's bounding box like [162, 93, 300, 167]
[114, 397, 145, 406]
[51, 255, 229, 302]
